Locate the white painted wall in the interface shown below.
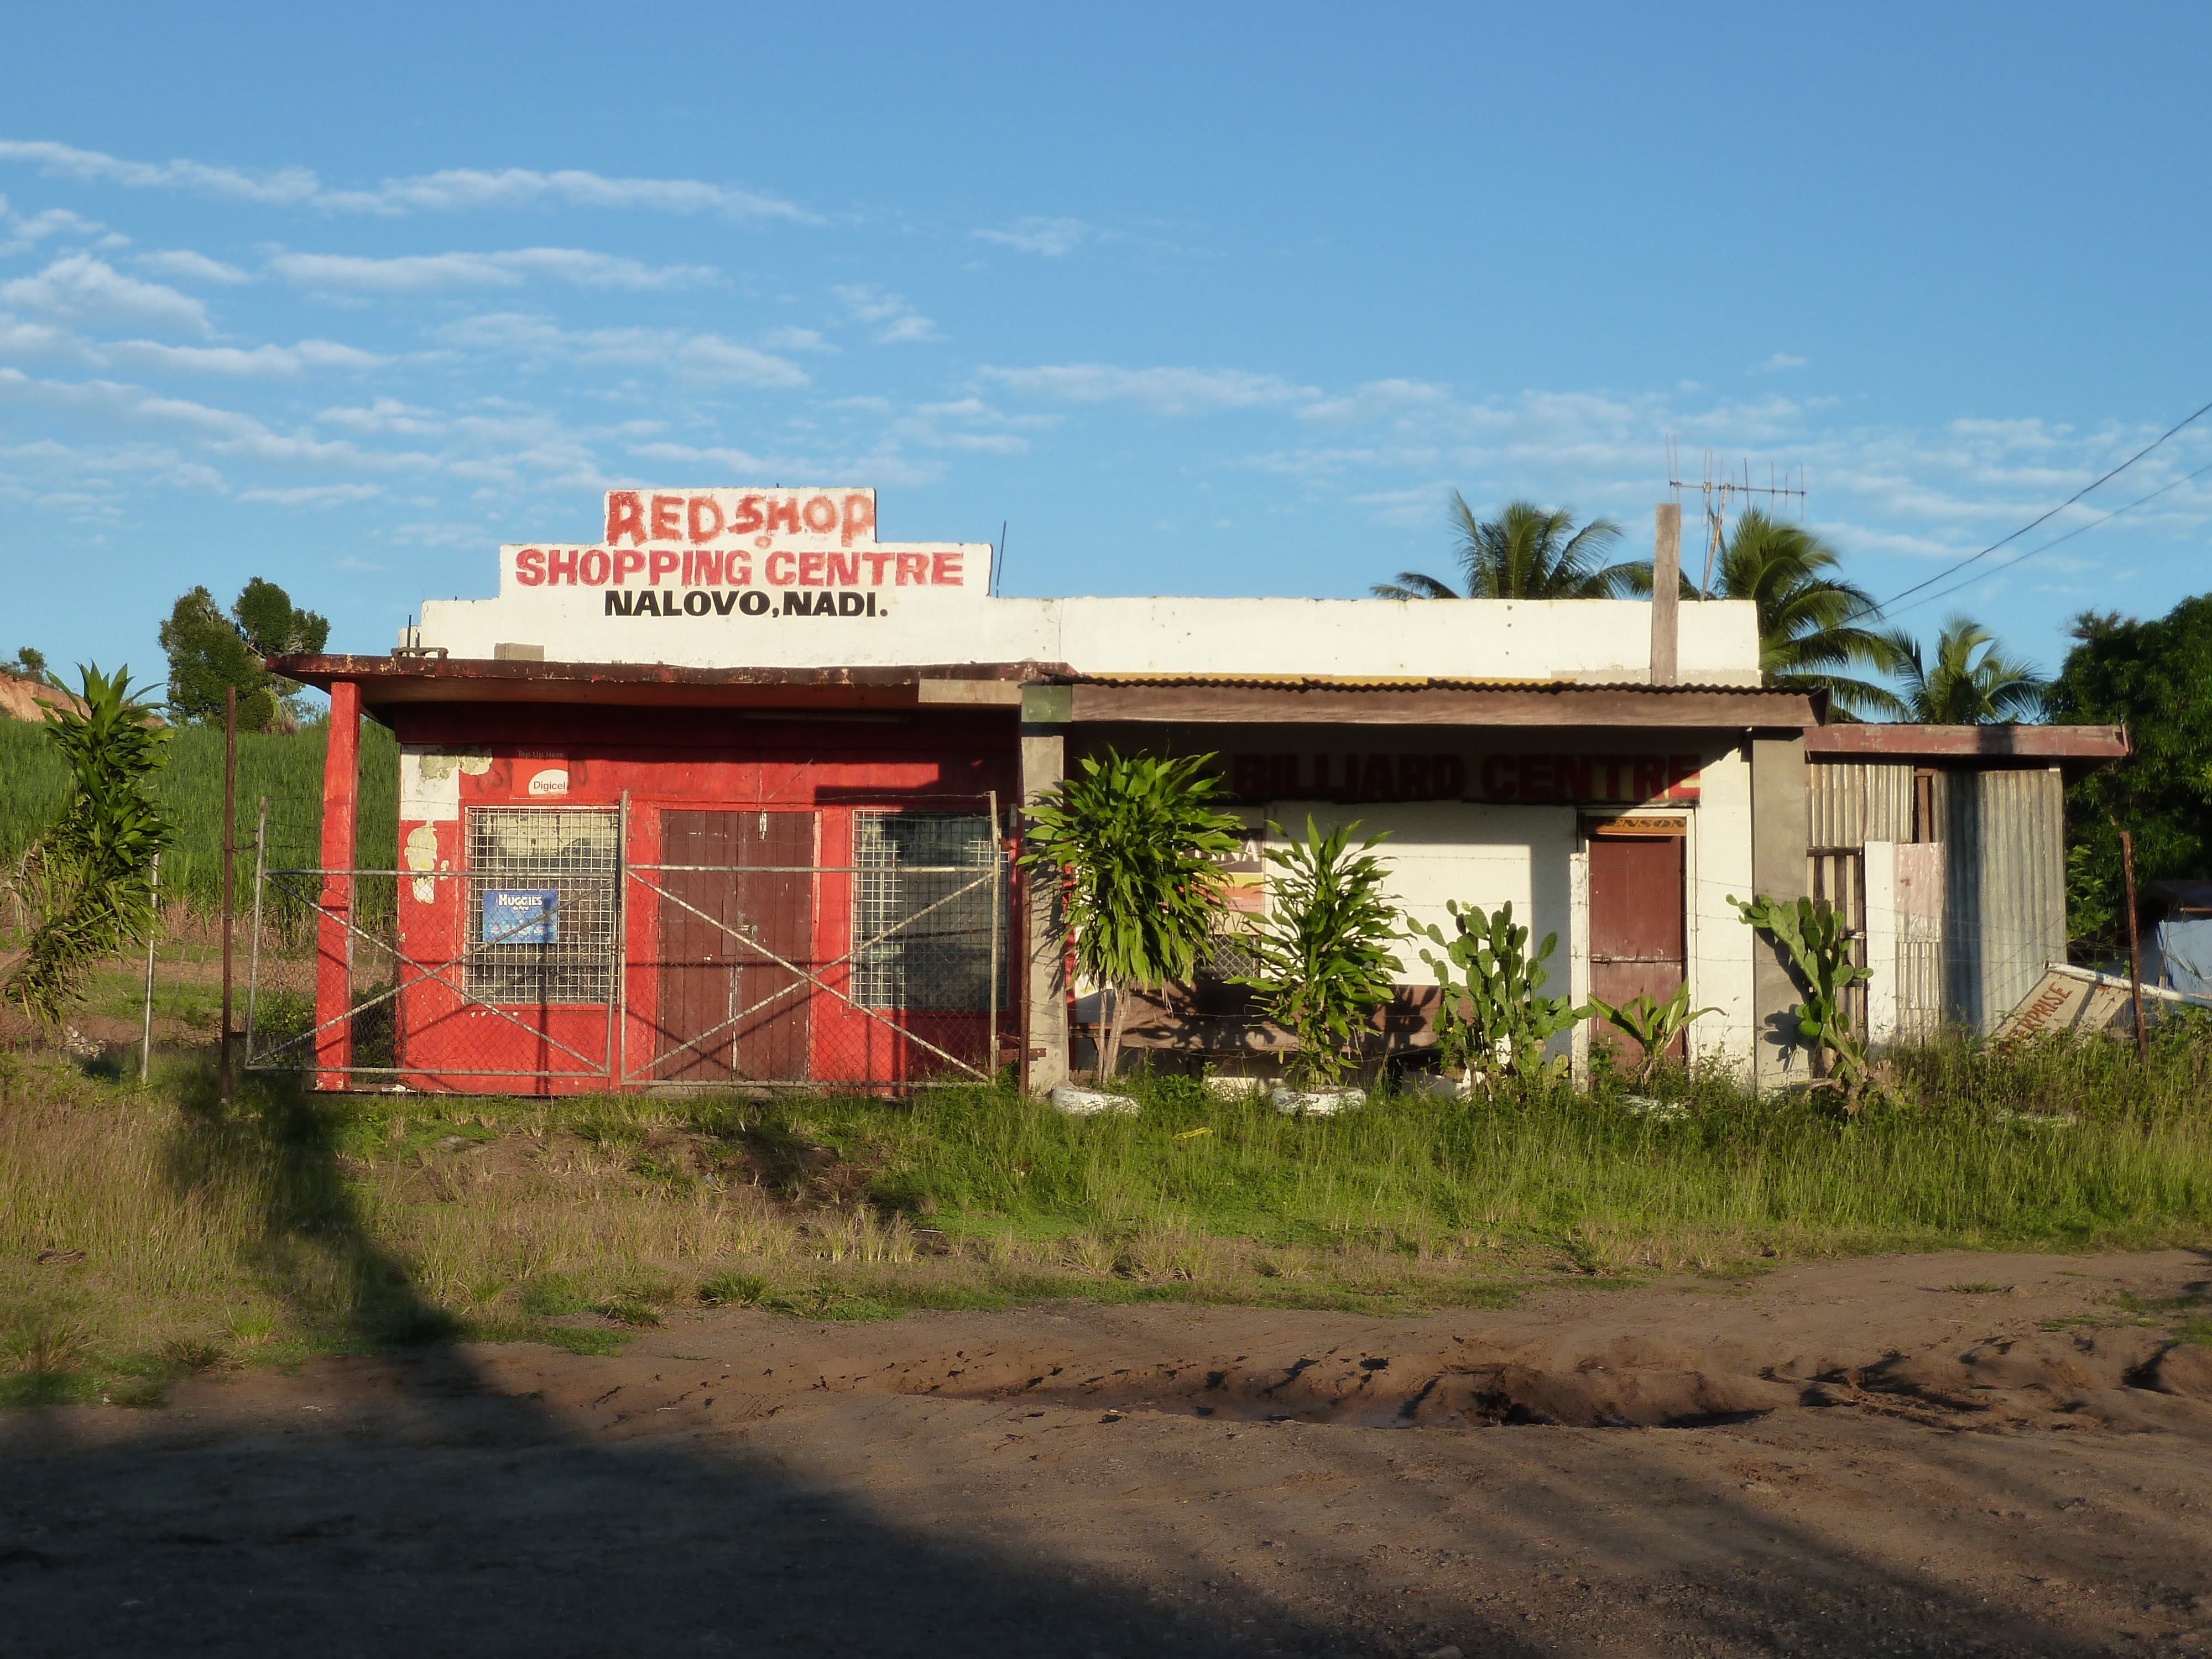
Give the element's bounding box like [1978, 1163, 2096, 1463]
[1683, 744, 1758, 1078]
[405, 492, 1764, 683]
[417, 588, 1761, 684]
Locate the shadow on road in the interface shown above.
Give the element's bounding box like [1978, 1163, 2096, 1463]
[0, 1063, 2156, 1658]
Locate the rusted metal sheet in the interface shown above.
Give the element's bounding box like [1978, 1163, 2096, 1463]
[1944, 766, 2069, 1032]
[269, 654, 1063, 712]
[1806, 759, 1915, 848]
[1805, 724, 2126, 761]
[1893, 842, 1945, 1040]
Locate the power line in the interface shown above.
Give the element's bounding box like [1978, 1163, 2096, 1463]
[1881, 456, 2212, 623]
[1868, 395, 2212, 617]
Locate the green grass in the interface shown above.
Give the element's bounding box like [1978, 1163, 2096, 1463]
[3, 1021, 2211, 1405]
[0, 716, 398, 916]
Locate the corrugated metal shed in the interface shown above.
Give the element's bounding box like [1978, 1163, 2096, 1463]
[1944, 766, 2068, 1031]
[1806, 758, 1916, 848]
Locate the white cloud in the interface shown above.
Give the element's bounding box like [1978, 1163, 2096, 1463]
[1, 206, 109, 252]
[314, 166, 816, 223]
[316, 398, 443, 436]
[0, 140, 816, 223]
[236, 482, 385, 506]
[1296, 378, 1452, 424]
[100, 338, 384, 376]
[0, 254, 209, 335]
[1749, 352, 1809, 374]
[135, 249, 252, 284]
[972, 216, 1094, 257]
[268, 247, 716, 293]
[0, 139, 321, 204]
[760, 325, 831, 352]
[436, 312, 808, 388]
[833, 284, 941, 344]
[977, 362, 1317, 415]
[0, 367, 439, 471]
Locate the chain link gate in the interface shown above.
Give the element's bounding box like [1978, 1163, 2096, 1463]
[246, 795, 1014, 1094]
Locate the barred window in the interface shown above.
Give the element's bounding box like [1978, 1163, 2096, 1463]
[851, 812, 1001, 1011]
[466, 808, 619, 1004]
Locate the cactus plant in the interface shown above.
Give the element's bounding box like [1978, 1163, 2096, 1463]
[1410, 899, 1585, 1091]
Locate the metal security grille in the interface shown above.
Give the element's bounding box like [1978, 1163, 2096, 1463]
[852, 811, 1000, 1010]
[1197, 929, 1261, 981]
[465, 808, 619, 1004]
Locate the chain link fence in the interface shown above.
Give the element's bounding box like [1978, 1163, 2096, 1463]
[246, 800, 1013, 1094]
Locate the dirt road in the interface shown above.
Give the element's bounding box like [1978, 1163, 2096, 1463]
[5, 1250, 2210, 1657]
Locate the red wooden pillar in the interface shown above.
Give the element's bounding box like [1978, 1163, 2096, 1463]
[315, 680, 362, 1091]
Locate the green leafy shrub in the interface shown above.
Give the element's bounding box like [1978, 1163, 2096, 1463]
[1023, 749, 1243, 1081]
[1588, 981, 1721, 1085]
[5, 667, 171, 1025]
[1239, 818, 1403, 1085]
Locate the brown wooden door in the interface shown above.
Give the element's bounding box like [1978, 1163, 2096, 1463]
[658, 811, 815, 1082]
[1587, 831, 1687, 1063]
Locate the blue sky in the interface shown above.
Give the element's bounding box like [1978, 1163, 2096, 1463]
[4, 2, 2209, 695]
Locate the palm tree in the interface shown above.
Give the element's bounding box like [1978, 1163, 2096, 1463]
[1886, 615, 2048, 724]
[1626, 509, 1910, 719]
[1373, 494, 1637, 600]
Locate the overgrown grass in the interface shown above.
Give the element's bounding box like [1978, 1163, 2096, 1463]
[4, 1021, 2210, 1405]
[0, 717, 398, 918]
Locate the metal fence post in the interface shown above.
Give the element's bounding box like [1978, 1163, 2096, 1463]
[138, 852, 160, 1086]
[218, 685, 236, 1102]
[245, 797, 268, 1071]
[988, 789, 1001, 1086]
[614, 790, 630, 1089]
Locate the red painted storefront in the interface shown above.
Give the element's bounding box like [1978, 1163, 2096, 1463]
[304, 671, 1024, 1095]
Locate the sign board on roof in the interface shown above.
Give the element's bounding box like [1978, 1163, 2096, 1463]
[499, 488, 989, 624]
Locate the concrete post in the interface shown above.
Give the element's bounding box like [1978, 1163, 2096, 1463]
[315, 680, 361, 1091]
[1019, 685, 1071, 1095]
[1749, 734, 1809, 1091]
[1863, 839, 1900, 1047]
[1651, 504, 1681, 686]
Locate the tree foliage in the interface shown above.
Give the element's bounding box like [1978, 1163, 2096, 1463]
[159, 577, 329, 732]
[4, 666, 173, 1025]
[3, 646, 55, 686]
[1374, 495, 1636, 601]
[1627, 509, 1910, 719]
[1884, 614, 2047, 723]
[1022, 749, 1242, 1081]
[2049, 596, 2212, 954]
[1238, 818, 1404, 1085]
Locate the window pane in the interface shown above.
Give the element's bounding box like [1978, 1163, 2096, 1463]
[852, 812, 1000, 1011]
[465, 808, 618, 1004]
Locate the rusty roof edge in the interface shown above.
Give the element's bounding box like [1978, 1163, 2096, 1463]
[1803, 723, 2128, 760]
[270, 654, 1074, 689]
[1061, 673, 1795, 694]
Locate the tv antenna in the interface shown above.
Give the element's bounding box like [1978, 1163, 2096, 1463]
[1665, 435, 1806, 597]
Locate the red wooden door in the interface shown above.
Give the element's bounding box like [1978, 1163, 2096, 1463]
[658, 811, 815, 1082]
[1587, 831, 1687, 1063]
